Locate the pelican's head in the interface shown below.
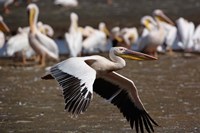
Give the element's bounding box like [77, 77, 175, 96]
[141, 16, 157, 31]
[0, 15, 10, 33]
[112, 47, 157, 61]
[70, 12, 78, 22]
[121, 27, 138, 44]
[153, 9, 175, 25]
[99, 22, 110, 37]
[27, 3, 39, 29]
[43, 24, 54, 37]
[111, 26, 123, 42]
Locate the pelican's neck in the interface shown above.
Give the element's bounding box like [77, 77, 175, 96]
[29, 9, 38, 33]
[154, 17, 163, 29]
[69, 14, 78, 33]
[72, 22, 78, 30]
[109, 49, 126, 71]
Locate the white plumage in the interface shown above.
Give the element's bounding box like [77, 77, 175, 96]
[54, 0, 78, 7]
[42, 47, 158, 133]
[27, 3, 59, 66]
[65, 12, 82, 57]
[82, 22, 111, 54]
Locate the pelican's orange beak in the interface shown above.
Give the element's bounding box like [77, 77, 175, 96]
[121, 49, 158, 61]
[0, 20, 10, 33]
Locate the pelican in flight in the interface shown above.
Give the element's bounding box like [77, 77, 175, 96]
[0, 15, 10, 48]
[42, 47, 158, 133]
[27, 3, 59, 67]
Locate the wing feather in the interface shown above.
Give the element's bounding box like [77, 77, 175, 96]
[93, 72, 158, 133]
[50, 58, 96, 115]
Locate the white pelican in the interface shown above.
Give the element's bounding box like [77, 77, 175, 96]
[65, 12, 82, 57]
[40, 23, 54, 37]
[6, 22, 55, 64]
[82, 22, 111, 54]
[192, 24, 200, 52]
[110, 26, 122, 47]
[27, 3, 59, 67]
[121, 27, 139, 48]
[0, 15, 10, 48]
[137, 16, 164, 56]
[81, 25, 95, 38]
[6, 32, 35, 63]
[42, 47, 159, 133]
[138, 14, 174, 56]
[54, 0, 78, 7]
[111, 27, 138, 49]
[176, 17, 200, 52]
[18, 21, 54, 37]
[152, 9, 177, 53]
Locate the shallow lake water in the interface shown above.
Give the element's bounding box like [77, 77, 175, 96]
[0, 53, 200, 133]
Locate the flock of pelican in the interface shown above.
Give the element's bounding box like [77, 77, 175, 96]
[0, 1, 200, 132]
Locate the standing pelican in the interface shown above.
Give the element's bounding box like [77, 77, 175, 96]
[138, 13, 174, 57]
[138, 16, 164, 57]
[177, 18, 200, 53]
[65, 12, 82, 57]
[6, 32, 35, 63]
[82, 22, 111, 54]
[6, 22, 54, 64]
[152, 9, 176, 53]
[111, 27, 138, 49]
[192, 24, 200, 52]
[27, 3, 59, 67]
[42, 47, 158, 133]
[0, 15, 10, 48]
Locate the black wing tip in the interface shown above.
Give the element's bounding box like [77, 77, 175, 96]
[94, 78, 159, 133]
[128, 109, 159, 133]
[64, 97, 91, 115]
[145, 112, 159, 127]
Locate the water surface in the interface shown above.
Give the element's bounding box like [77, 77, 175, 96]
[0, 53, 199, 132]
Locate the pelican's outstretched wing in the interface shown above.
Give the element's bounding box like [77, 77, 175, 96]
[49, 58, 96, 114]
[93, 72, 158, 133]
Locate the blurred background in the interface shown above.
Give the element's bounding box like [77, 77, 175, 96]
[1, 0, 200, 38]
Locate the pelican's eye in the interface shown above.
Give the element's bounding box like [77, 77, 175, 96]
[119, 48, 124, 51]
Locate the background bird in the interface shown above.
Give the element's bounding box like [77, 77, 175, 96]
[0, 15, 10, 48]
[82, 22, 111, 54]
[138, 12, 174, 57]
[27, 3, 59, 67]
[6, 22, 54, 64]
[65, 12, 83, 57]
